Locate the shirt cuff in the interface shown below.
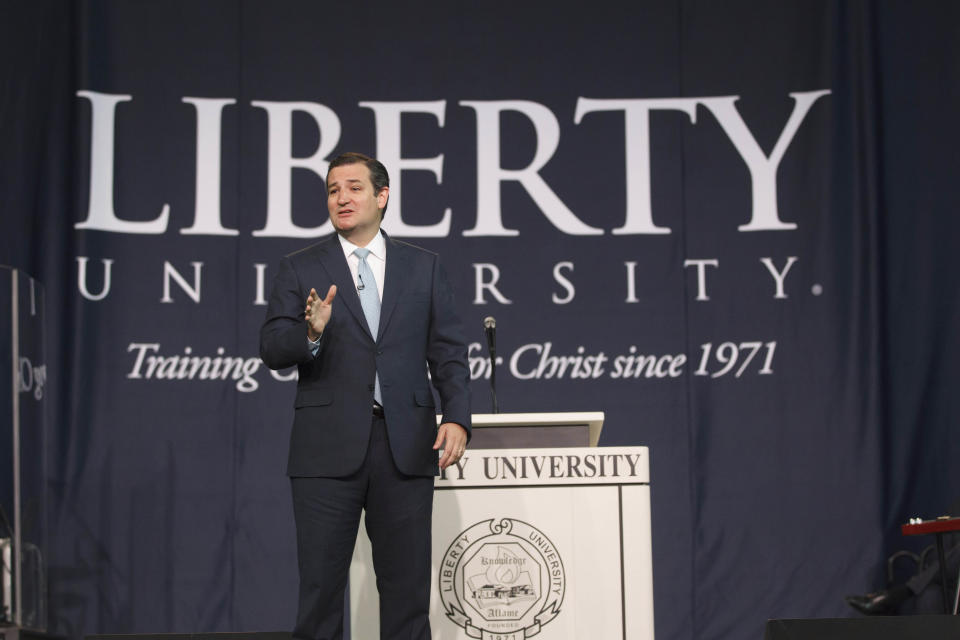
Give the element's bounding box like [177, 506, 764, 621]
[308, 333, 321, 356]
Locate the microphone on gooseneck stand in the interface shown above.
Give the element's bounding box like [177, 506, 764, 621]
[483, 316, 499, 414]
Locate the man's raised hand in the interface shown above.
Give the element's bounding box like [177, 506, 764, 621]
[305, 285, 337, 340]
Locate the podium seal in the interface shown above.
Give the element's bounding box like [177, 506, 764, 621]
[439, 518, 566, 639]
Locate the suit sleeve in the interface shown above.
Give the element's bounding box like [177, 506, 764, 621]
[426, 255, 472, 438]
[260, 256, 317, 370]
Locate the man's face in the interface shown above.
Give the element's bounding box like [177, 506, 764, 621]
[326, 163, 388, 241]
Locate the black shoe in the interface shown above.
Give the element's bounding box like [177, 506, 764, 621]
[845, 591, 897, 616]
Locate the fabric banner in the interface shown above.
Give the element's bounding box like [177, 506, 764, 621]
[2, 2, 959, 639]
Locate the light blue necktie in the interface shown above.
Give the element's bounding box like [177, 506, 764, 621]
[354, 247, 382, 404]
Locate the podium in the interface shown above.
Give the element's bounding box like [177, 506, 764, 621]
[349, 412, 656, 639]
[450, 412, 605, 449]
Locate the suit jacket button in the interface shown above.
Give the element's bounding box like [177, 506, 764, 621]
[368, 384, 374, 391]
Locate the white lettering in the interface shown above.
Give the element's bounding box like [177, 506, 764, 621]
[473, 263, 513, 304]
[127, 343, 262, 391]
[360, 100, 451, 237]
[507, 342, 607, 380]
[253, 263, 268, 306]
[575, 97, 700, 235]
[75, 91, 170, 233]
[269, 367, 298, 382]
[17, 357, 46, 400]
[71, 90, 828, 239]
[161, 261, 203, 303]
[760, 256, 798, 299]
[127, 343, 160, 378]
[624, 261, 639, 303]
[250, 101, 340, 237]
[461, 100, 602, 236]
[76, 256, 114, 301]
[468, 342, 501, 380]
[551, 261, 575, 304]
[180, 97, 238, 236]
[700, 90, 830, 231]
[683, 259, 718, 301]
[510, 343, 542, 380]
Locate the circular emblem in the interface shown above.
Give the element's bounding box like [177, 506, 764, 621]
[439, 518, 565, 638]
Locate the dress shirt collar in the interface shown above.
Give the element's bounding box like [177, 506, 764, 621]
[338, 229, 386, 262]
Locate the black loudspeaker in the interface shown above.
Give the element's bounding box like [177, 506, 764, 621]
[764, 616, 960, 640]
[85, 635, 289, 640]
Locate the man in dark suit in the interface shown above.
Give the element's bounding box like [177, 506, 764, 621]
[260, 152, 471, 640]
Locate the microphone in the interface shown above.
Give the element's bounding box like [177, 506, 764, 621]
[357, 273, 365, 290]
[483, 316, 496, 356]
[483, 316, 499, 413]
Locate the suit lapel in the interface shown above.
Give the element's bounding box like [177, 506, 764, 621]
[313, 236, 374, 341]
[378, 233, 410, 341]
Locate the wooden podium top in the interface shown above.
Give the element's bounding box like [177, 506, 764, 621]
[437, 411, 605, 447]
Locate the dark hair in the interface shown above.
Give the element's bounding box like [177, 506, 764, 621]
[326, 152, 390, 217]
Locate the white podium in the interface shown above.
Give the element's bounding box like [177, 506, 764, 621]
[350, 413, 655, 640]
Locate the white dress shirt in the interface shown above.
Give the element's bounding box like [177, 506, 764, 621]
[309, 231, 386, 352]
[338, 231, 386, 303]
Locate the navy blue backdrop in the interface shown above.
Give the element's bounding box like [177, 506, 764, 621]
[2, 2, 959, 640]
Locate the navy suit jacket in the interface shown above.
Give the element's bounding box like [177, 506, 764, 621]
[260, 232, 471, 478]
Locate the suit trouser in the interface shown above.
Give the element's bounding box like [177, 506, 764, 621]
[291, 415, 434, 640]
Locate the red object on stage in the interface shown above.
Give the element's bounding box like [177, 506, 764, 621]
[901, 516, 960, 615]
[901, 516, 960, 537]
